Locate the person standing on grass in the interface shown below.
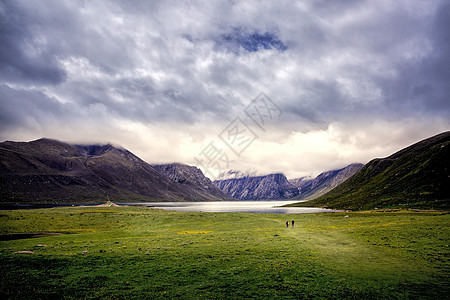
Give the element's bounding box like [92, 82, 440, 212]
[292, 220, 294, 227]
[286, 221, 289, 228]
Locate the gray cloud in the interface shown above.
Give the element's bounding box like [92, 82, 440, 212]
[0, 84, 65, 132]
[0, 0, 449, 177]
[0, 1, 67, 84]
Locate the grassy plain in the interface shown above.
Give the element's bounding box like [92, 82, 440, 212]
[0, 206, 448, 299]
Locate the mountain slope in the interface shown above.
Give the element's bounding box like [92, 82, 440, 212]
[152, 163, 234, 201]
[214, 173, 299, 200]
[290, 131, 450, 210]
[0, 138, 227, 203]
[290, 163, 364, 200]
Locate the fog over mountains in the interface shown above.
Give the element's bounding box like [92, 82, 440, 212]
[1, 131, 448, 210]
[0, 137, 364, 203]
[213, 164, 363, 201]
[2, 137, 360, 203]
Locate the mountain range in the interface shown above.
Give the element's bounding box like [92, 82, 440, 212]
[212, 164, 363, 201]
[214, 173, 299, 200]
[289, 131, 450, 210]
[0, 138, 231, 203]
[1, 131, 448, 210]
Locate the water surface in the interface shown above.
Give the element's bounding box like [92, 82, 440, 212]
[126, 200, 341, 214]
[1, 201, 341, 214]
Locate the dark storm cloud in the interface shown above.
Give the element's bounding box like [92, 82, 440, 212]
[0, 84, 65, 130]
[431, 3, 450, 80]
[416, 2, 450, 113]
[1, 0, 449, 126]
[0, 1, 66, 84]
[376, 2, 450, 118]
[276, 0, 450, 124]
[0, 0, 235, 126]
[0, 0, 141, 83]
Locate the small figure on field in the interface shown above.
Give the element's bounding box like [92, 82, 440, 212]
[286, 221, 289, 228]
[292, 220, 295, 227]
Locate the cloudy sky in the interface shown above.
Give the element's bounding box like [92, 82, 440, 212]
[1, 0, 449, 179]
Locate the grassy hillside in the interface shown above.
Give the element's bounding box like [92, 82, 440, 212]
[290, 131, 450, 210]
[0, 206, 448, 299]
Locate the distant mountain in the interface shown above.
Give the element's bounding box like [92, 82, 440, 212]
[152, 163, 234, 201]
[214, 173, 299, 200]
[289, 131, 450, 210]
[290, 163, 364, 200]
[289, 176, 313, 188]
[0, 138, 229, 203]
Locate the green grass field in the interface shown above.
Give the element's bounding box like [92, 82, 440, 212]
[0, 207, 449, 299]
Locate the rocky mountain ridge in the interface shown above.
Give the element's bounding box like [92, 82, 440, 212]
[0, 138, 231, 203]
[214, 173, 299, 200]
[290, 163, 364, 200]
[153, 163, 234, 201]
[213, 164, 363, 201]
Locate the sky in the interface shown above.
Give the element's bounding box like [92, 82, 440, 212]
[1, 0, 449, 179]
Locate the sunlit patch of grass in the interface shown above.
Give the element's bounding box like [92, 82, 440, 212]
[178, 230, 212, 234]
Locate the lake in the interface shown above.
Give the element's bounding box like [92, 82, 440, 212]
[1, 201, 342, 214]
[126, 200, 342, 214]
